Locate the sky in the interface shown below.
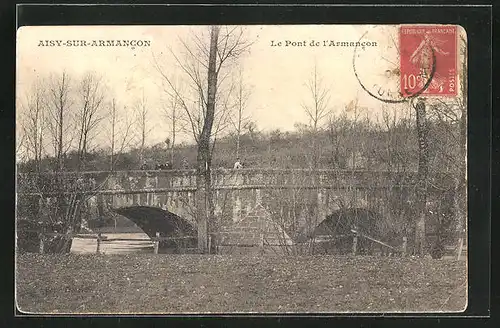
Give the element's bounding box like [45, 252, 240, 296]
[16, 25, 463, 148]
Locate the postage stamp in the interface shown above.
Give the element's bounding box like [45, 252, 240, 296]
[400, 25, 458, 97]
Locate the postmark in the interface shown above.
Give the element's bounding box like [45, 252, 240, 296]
[400, 25, 458, 97]
[352, 25, 438, 103]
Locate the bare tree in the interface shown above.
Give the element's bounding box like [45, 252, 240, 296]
[196, 25, 221, 253]
[379, 104, 415, 173]
[424, 34, 467, 257]
[108, 98, 135, 171]
[454, 34, 467, 251]
[153, 28, 247, 149]
[75, 71, 106, 170]
[244, 121, 260, 142]
[327, 99, 371, 172]
[133, 90, 153, 164]
[410, 35, 467, 257]
[327, 113, 349, 169]
[230, 66, 252, 158]
[20, 71, 92, 253]
[344, 99, 372, 171]
[110, 98, 117, 170]
[375, 105, 417, 245]
[302, 63, 331, 132]
[46, 71, 73, 171]
[413, 98, 429, 256]
[17, 73, 127, 253]
[161, 80, 185, 165]
[18, 77, 47, 172]
[153, 25, 252, 252]
[301, 63, 331, 169]
[16, 131, 27, 164]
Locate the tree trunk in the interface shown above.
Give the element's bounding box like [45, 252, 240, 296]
[50, 179, 79, 254]
[139, 99, 147, 164]
[236, 89, 242, 158]
[140, 116, 145, 164]
[170, 139, 175, 164]
[453, 116, 466, 246]
[455, 39, 467, 247]
[58, 108, 64, 171]
[236, 130, 241, 158]
[171, 103, 176, 164]
[36, 123, 43, 173]
[81, 130, 89, 170]
[110, 98, 116, 171]
[414, 99, 429, 256]
[196, 25, 219, 253]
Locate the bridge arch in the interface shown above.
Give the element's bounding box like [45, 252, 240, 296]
[110, 206, 197, 251]
[306, 208, 384, 255]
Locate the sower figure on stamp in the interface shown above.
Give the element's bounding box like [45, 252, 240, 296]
[410, 31, 450, 92]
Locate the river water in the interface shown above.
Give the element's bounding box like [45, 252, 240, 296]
[70, 232, 154, 254]
[70, 232, 466, 259]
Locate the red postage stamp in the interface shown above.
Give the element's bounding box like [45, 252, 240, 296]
[400, 25, 458, 97]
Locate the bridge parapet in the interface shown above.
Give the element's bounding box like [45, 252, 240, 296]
[17, 169, 455, 194]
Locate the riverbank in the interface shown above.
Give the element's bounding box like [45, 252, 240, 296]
[16, 253, 467, 314]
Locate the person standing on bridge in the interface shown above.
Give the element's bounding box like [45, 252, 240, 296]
[233, 158, 243, 169]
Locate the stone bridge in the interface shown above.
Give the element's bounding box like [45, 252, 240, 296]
[17, 169, 455, 250]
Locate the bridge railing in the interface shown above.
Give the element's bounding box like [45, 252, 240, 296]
[17, 169, 456, 194]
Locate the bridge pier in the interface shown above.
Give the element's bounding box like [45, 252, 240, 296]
[213, 190, 222, 217]
[317, 189, 327, 225]
[232, 193, 241, 222]
[215, 196, 222, 217]
[96, 195, 105, 218]
[187, 191, 194, 207]
[168, 191, 175, 210]
[255, 189, 262, 205]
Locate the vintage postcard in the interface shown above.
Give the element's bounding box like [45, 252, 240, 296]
[16, 24, 467, 314]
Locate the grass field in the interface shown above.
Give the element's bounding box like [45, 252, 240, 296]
[16, 253, 467, 314]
